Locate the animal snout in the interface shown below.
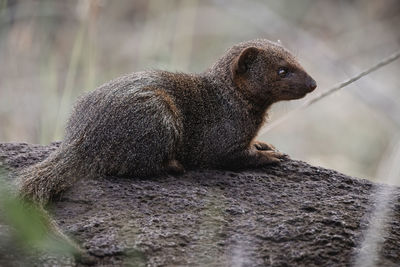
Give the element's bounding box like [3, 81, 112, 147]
[306, 77, 317, 92]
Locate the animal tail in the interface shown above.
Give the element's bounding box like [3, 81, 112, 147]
[17, 145, 84, 205]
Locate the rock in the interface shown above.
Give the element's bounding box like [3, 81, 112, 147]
[1, 142, 400, 266]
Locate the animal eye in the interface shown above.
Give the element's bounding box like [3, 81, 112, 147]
[277, 67, 289, 78]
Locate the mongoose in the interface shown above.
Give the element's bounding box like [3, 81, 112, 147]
[19, 39, 316, 205]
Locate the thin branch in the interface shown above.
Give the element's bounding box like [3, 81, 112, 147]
[260, 50, 400, 135]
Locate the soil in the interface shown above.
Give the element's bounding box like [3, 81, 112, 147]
[1, 142, 400, 266]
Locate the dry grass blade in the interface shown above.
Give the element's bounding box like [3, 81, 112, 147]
[354, 136, 400, 266]
[260, 49, 400, 135]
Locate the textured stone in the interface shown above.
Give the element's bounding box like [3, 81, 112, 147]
[1, 142, 400, 266]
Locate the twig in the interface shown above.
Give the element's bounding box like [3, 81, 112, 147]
[260, 49, 400, 135]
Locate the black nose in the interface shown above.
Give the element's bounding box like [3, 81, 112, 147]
[307, 78, 317, 91]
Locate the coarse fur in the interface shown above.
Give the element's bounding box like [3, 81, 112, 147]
[18, 39, 316, 205]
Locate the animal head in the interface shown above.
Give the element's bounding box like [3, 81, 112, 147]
[230, 39, 316, 103]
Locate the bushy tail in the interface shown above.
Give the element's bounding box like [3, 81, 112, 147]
[17, 147, 83, 205]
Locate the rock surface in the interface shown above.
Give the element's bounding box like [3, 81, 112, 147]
[1, 142, 400, 266]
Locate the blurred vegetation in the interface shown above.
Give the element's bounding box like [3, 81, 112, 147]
[0, 0, 399, 183]
[0, 170, 76, 264]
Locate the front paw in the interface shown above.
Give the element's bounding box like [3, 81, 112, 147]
[258, 150, 285, 164]
[253, 141, 276, 151]
[165, 159, 185, 175]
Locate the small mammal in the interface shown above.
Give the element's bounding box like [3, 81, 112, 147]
[19, 39, 316, 205]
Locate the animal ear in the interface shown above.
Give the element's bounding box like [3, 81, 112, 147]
[233, 47, 260, 75]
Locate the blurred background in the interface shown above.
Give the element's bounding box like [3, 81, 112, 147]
[0, 0, 399, 183]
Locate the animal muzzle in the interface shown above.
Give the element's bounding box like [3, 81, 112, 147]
[306, 77, 317, 92]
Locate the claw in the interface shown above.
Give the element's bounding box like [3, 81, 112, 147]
[253, 141, 276, 151]
[263, 150, 284, 158]
[165, 159, 185, 175]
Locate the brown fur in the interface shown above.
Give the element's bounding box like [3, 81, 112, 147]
[18, 39, 316, 205]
